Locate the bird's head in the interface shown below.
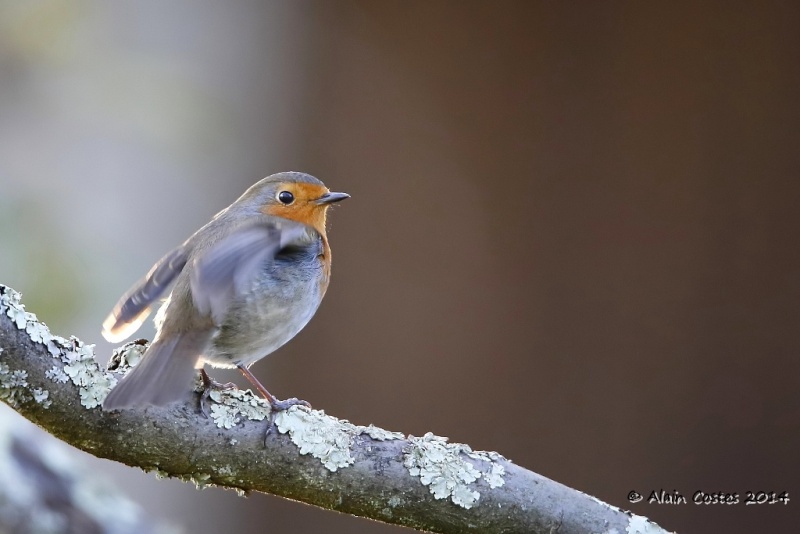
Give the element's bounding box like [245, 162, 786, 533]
[237, 172, 349, 236]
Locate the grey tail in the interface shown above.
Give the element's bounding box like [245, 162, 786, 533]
[103, 330, 212, 410]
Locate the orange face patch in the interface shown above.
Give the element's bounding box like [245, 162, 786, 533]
[261, 182, 331, 237]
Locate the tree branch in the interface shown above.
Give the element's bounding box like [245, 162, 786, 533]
[0, 408, 174, 533]
[0, 284, 672, 534]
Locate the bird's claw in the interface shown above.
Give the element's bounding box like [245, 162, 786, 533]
[270, 397, 311, 412]
[199, 369, 237, 418]
[264, 397, 312, 443]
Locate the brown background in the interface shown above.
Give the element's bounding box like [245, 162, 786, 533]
[0, 1, 798, 533]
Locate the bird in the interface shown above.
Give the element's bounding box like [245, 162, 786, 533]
[101, 171, 349, 413]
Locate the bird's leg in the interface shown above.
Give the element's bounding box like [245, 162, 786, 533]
[199, 368, 237, 418]
[237, 364, 311, 439]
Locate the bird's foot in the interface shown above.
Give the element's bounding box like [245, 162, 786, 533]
[199, 369, 237, 418]
[264, 397, 312, 443]
[270, 397, 311, 412]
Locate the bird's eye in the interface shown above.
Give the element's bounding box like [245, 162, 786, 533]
[278, 191, 294, 205]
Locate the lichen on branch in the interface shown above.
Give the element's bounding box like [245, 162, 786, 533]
[0, 284, 673, 534]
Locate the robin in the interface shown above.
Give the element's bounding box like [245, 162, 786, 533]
[101, 171, 349, 415]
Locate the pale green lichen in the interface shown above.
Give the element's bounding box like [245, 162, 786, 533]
[362, 424, 405, 441]
[45, 366, 69, 384]
[403, 432, 508, 509]
[0, 362, 51, 408]
[462, 446, 507, 490]
[0, 364, 30, 408]
[483, 461, 506, 489]
[626, 514, 672, 534]
[107, 340, 147, 372]
[120, 343, 145, 368]
[3, 293, 28, 330]
[275, 407, 356, 471]
[209, 404, 239, 430]
[31, 387, 51, 408]
[0, 286, 117, 409]
[62, 342, 116, 409]
[201, 383, 409, 471]
[46, 336, 69, 358]
[206, 388, 270, 429]
[1, 288, 50, 346]
[274, 407, 405, 472]
[25, 320, 50, 344]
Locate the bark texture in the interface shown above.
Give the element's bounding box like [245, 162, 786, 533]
[0, 284, 671, 534]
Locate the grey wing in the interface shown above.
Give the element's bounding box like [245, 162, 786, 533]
[102, 246, 189, 343]
[190, 219, 307, 325]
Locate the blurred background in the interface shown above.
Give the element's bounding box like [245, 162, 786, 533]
[1, 1, 798, 532]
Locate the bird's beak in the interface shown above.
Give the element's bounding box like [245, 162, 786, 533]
[315, 191, 350, 205]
